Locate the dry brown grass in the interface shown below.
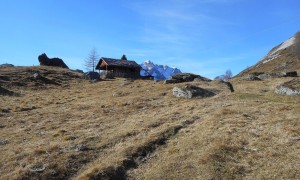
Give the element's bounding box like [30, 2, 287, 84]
[0, 66, 299, 179]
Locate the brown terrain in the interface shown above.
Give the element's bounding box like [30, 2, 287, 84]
[0, 66, 299, 179]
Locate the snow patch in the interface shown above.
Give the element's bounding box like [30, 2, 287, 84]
[262, 36, 295, 64]
[270, 37, 295, 56]
[263, 54, 281, 64]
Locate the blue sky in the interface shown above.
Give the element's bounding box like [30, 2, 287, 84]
[0, 0, 299, 78]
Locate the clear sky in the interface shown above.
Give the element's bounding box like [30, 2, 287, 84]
[0, 0, 299, 78]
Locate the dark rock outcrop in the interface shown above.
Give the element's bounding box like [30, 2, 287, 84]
[165, 73, 211, 84]
[283, 71, 298, 77]
[172, 85, 215, 99]
[38, 53, 69, 69]
[84, 71, 100, 80]
[217, 80, 234, 92]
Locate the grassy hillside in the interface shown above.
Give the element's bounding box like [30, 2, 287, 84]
[0, 66, 299, 179]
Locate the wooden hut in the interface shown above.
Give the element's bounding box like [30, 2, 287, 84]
[95, 57, 141, 78]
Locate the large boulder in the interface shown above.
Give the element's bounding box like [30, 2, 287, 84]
[275, 78, 300, 96]
[38, 53, 69, 69]
[282, 71, 298, 77]
[172, 85, 215, 99]
[85, 71, 100, 80]
[241, 74, 261, 81]
[165, 73, 211, 84]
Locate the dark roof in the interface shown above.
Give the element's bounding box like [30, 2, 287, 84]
[96, 57, 141, 70]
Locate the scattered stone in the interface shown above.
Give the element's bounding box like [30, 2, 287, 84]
[250, 128, 262, 137]
[28, 163, 46, 172]
[38, 53, 69, 69]
[0, 139, 9, 145]
[275, 78, 300, 96]
[75, 144, 88, 151]
[118, 81, 130, 88]
[243, 113, 255, 120]
[84, 71, 100, 80]
[172, 85, 215, 99]
[33, 73, 42, 80]
[290, 136, 300, 141]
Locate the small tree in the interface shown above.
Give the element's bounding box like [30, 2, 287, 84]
[84, 48, 98, 72]
[214, 69, 233, 81]
[121, 54, 127, 60]
[224, 69, 233, 79]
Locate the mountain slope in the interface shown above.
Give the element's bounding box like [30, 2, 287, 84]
[140, 60, 182, 80]
[237, 31, 300, 77]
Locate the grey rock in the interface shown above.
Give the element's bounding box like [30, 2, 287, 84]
[275, 78, 300, 96]
[84, 71, 100, 80]
[33, 73, 42, 80]
[173, 85, 215, 99]
[118, 81, 130, 87]
[257, 73, 272, 80]
[275, 85, 300, 96]
[75, 144, 88, 151]
[0, 139, 9, 145]
[28, 163, 46, 172]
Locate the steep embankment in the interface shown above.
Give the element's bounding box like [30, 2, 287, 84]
[237, 31, 300, 77]
[0, 66, 299, 179]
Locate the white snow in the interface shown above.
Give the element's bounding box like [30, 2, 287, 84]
[262, 36, 295, 64]
[270, 37, 295, 55]
[262, 54, 281, 64]
[140, 61, 181, 80]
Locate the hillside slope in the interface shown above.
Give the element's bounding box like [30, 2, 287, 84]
[0, 66, 299, 179]
[237, 31, 300, 77]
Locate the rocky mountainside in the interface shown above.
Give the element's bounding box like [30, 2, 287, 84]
[237, 31, 300, 77]
[140, 60, 182, 80]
